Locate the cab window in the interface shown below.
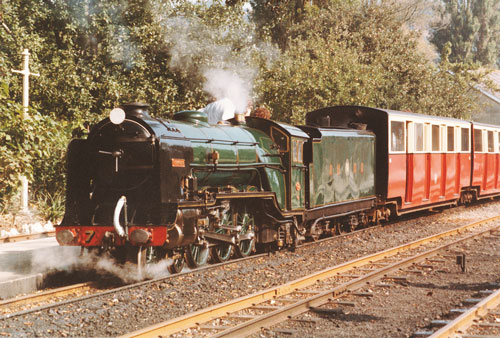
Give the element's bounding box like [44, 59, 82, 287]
[292, 139, 303, 163]
[270, 127, 288, 152]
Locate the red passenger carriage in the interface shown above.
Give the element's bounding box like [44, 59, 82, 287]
[386, 110, 472, 212]
[471, 123, 500, 198]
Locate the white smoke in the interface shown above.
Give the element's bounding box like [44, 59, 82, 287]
[157, 9, 279, 111]
[31, 246, 82, 274]
[202, 68, 252, 113]
[31, 248, 190, 284]
[108, 25, 142, 70]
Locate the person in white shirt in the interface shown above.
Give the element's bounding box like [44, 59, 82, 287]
[202, 98, 236, 124]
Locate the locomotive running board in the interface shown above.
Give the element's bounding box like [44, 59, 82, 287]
[178, 192, 278, 207]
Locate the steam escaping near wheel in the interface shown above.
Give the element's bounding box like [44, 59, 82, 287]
[31, 247, 190, 284]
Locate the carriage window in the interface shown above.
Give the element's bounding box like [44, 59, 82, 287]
[432, 125, 440, 151]
[415, 123, 423, 152]
[292, 140, 303, 163]
[474, 129, 483, 152]
[447, 126, 454, 151]
[461, 128, 469, 152]
[488, 131, 494, 152]
[390, 121, 404, 152]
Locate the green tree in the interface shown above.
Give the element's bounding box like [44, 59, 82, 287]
[256, 2, 479, 123]
[0, 80, 70, 213]
[249, 0, 337, 51]
[433, 0, 478, 63]
[250, 0, 306, 50]
[432, 0, 500, 66]
[1, 0, 264, 121]
[474, 0, 500, 65]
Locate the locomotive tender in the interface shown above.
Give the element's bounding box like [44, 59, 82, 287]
[57, 103, 498, 273]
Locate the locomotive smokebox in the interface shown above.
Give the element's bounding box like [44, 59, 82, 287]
[121, 102, 150, 118]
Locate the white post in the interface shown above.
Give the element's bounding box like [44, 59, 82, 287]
[20, 176, 29, 211]
[11, 49, 40, 213]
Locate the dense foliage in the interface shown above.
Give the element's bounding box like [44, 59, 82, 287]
[0, 81, 69, 215]
[432, 0, 500, 66]
[0, 0, 485, 218]
[257, 2, 479, 123]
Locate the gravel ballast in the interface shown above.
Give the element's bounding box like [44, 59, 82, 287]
[2, 201, 500, 337]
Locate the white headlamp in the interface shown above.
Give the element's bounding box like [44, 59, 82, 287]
[110, 108, 126, 125]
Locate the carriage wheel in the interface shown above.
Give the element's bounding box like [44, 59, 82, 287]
[234, 205, 255, 258]
[211, 236, 233, 262]
[210, 230, 233, 263]
[334, 222, 346, 235]
[136, 246, 172, 278]
[306, 222, 322, 242]
[186, 241, 210, 268]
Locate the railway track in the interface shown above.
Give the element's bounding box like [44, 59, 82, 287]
[0, 221, 381, 315]
[0, 231, 55, 243]
[119, 215, 500, 338]
[0, 282, 95, 316]
[1, 206, 499, 337]
[0, 244, 282, 321]
[423, 287, 500, 338]
[418, 281, 500, 338]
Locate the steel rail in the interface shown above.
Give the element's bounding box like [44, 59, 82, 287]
[211, 224, 500, 338]
[0, 218, 382, 322]
[120, 215, 500, 338]
[429, 288, 500, 338]
[0, 251, 268, 321]
[0, 231, 55, 243]
[0, 282, 94, 311]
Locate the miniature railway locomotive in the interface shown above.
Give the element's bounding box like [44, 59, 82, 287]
[56, 103, 376, 272]
[56, 103, 500, 273]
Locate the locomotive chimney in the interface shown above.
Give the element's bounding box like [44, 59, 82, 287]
[120, 102, 150, 118]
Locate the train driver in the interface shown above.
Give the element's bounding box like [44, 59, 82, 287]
[251, 107, 272, 119]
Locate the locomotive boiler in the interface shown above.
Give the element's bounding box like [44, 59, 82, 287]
[56, 103, 377, 273]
